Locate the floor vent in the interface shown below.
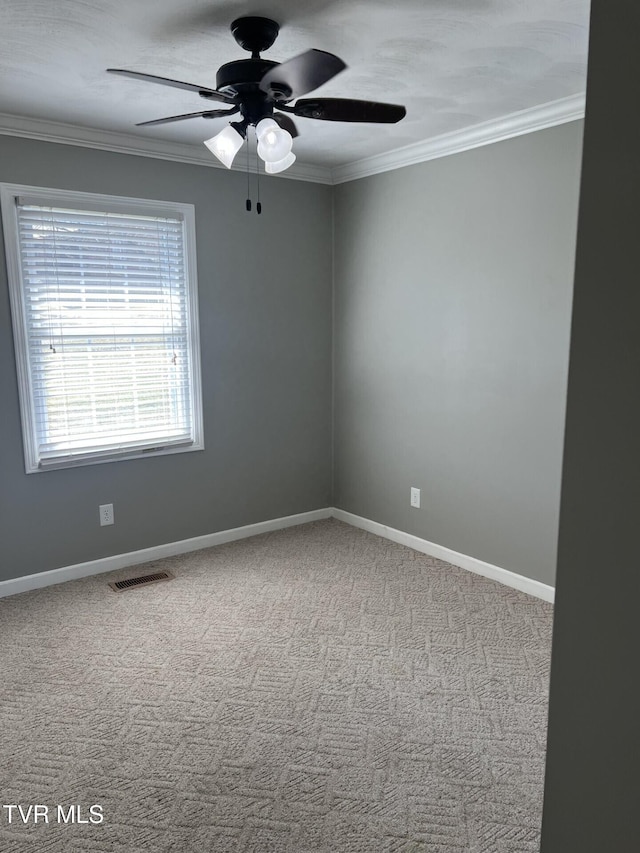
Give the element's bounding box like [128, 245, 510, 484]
[109, 570, 174, 592]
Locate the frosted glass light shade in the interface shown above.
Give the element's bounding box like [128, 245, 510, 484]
[265, 152, 296, 174]
[255, 118, 293, 164]
[255, 118, 278, 140]
[203, 126, 244, 168]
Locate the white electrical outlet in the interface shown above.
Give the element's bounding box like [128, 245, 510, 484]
[410, 487, 421, 509]
[99, 503, 114, 526]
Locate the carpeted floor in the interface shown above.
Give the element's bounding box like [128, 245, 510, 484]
[0, 519, 553, 852]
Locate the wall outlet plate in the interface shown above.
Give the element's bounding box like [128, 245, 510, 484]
[99, 503, 114, 526]
[410, 487, 421, 508]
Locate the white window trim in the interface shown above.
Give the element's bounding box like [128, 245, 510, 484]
[1, 182, 205, 473]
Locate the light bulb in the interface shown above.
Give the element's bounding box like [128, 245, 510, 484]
[203, 125, 244, 168]
[255, 118, 293, 164]
[265, 152, 296, 174]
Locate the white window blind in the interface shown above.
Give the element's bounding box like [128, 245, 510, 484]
[2, 185, 203, 472]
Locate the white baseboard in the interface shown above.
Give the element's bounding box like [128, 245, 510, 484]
[0, 505, 554, 603]
[0, 508, 332, 598]
[332, 509, 555, 603]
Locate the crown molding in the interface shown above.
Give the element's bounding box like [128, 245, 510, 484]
[0, 93, 585, 188]
[330, 93, 586, 184]
[0, 112, 333, 185]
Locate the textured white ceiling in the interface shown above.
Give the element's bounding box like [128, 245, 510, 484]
[0, 0, 590, 168]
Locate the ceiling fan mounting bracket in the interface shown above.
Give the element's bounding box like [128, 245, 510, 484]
[230, 17, 280, 57]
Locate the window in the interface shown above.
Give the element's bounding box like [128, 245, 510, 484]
[1, 184, 204, 473]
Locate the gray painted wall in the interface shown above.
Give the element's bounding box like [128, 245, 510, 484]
[0, 137, 333, 581]
[541, 1, 640, 848]
[1, 118, 583, 588]
[333, 122, 583, 585]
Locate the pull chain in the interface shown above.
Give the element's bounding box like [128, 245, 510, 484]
[255, 146, 262, 215]
[243, 128, 263, 215]
[245, 136, 252, 212]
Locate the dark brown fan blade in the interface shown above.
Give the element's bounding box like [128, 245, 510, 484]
[107, 69, 235, 103]
[273, 112, 300, 138]
[136, 108, 239, 127]
[292, 98, 406, 123]
[259, 50, 346, 101]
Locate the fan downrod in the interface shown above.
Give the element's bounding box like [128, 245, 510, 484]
[230, 17, 280, 57]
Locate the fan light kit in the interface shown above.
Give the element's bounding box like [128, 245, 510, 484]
[108, 16, 406, 205]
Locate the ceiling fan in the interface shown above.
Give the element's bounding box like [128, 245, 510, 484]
[108, 16, 406, 175]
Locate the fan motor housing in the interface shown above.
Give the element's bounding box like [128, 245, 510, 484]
[216, 59, 278, 96]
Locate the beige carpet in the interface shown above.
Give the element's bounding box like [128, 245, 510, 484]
[0, 519, 553, 852]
